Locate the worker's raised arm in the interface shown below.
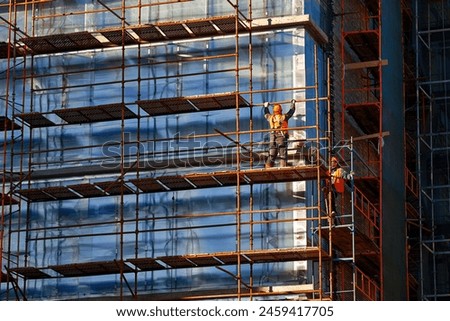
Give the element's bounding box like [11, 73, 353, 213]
[263, 102, 271, 119]
[285, 99, 296, 119]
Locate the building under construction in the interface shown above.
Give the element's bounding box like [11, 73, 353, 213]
[0, 0, 448, 301]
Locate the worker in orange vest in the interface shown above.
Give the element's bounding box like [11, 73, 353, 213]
[325, 156, 354, 216]
[263, 99, 296, 168]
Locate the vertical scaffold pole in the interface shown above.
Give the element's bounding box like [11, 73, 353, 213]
[350, 137, 356, 301]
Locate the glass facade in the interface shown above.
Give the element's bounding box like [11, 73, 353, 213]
[1, 1, 331, 300]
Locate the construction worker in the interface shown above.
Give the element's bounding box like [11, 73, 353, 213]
[325, 156, 354, 216]
[263, 99, 296, 168]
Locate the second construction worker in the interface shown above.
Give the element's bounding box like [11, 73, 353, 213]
[263, 99, 296, 168]
[325, 156, 354, 216]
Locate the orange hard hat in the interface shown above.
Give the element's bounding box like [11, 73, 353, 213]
[273, 104, 282, 114]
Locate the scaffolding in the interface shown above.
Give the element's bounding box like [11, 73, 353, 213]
[1, 1, 384, 301]
[413, 0, 450, 300]
[337, 0, 383, 300]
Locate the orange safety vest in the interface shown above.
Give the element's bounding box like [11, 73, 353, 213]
[269, 114, 289, 136]
[331, 168, 345, 193]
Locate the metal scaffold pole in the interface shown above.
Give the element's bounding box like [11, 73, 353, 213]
[234, 0, 242, 300]
[350, 137, 356, 301]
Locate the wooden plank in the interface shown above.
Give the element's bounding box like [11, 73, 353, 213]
[345, 59, 388, 70]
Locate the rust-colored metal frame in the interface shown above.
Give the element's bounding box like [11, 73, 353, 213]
[339, 0, 383, 300]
